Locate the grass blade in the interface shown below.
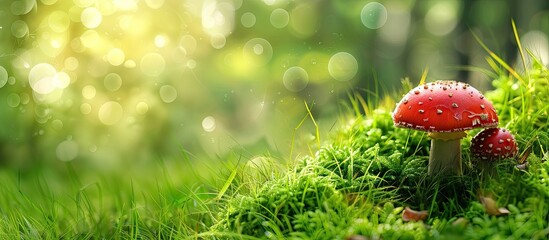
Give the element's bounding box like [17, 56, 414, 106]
[216, 162, 239, 200]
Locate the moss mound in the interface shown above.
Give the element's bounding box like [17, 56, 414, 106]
[210, 61, 549, 239]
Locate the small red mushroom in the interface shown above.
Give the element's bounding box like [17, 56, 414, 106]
[393, 80, 498, 175]
[471, 128, 518, 161]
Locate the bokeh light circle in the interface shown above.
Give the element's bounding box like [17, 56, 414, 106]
[179, 35, 197, 54]
[80, 30, 100, 48]
[51, 119, 63, 131]
[211, 34, 227, 49]
[107, 48, 125, 66]
[41, 0, 58, 5]
[7, 93, 20, 108]
[80, 103, 92, 114]
[202, 116, 216, 132]
[74, 0, 94, 8]
[283, 67, 309, 92]
[136, 102, 149, 114]
[20, 93, 30, 105]
[81, 7, 102, 29]
[361, 2, 388, 29]
[159, 85, 177, 103]
[0, 66, 8, 88]
[104, 73, 122, 91]
[48, 11, 70, 33]
[28, 63, 57, 94]
[241, 12, 256, 28]
[98, 101, 124, 125]
[187, 59, 197, 69]
[328, 52, 358, 81]
[140, 53, 166, 76]
[82, 85, 96, 99]
[53, 71, 71, 89]
[145, 0, 165, 9]
[64, 57, 79, 71]
[270, 8, 289, 29]
[154, 34, 168, 48]
[425, 1, 459, 36]
[11, 1, 34, 15]
[11, 20, 29, 38]
[289, 3, 319, 38]
[56, 140, 79, 162]
[243, 38, 273, 66]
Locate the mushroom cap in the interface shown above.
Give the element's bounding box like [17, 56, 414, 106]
[471, 128, 518, 160]
[393, 80, 498, 132]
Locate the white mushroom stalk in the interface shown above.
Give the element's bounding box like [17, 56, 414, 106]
[393, 80, 499, 175]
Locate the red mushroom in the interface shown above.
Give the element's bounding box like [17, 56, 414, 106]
[471, 128, 518, 161]
[393, 80, 498, 175]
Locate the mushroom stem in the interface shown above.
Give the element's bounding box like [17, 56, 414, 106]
[428, 138, 462, 175]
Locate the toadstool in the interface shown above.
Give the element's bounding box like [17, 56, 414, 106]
[471, 127, 518, 161]
[393, 80, 498, 175]
[471, 128, 518, 176]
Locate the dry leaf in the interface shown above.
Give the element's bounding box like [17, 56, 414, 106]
[516, 162, 528, 171]
[346, 235, 369, 240]
[452, 217, 468, 227]
[480, 196, 510, 216]
[402, 207, 428, 222]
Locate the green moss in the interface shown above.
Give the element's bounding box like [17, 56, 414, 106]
[210, 58, 549, 239]
[212, 171, 349, 238]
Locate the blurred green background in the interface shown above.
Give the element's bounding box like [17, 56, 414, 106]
[0, 0, 548, 173]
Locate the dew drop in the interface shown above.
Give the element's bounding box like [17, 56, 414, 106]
[283, 66, 309, 92]
[98, 101, 124, 125]
[328, 52, 358, 82]
[159, 85, 177, 103]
